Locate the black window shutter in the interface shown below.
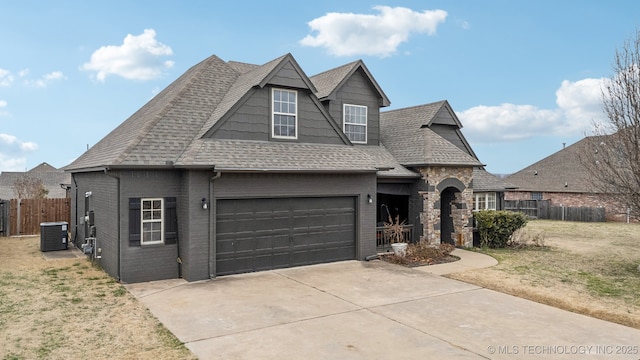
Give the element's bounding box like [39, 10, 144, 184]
[129, 198, 141, 247]
[164, 197, 178, 245]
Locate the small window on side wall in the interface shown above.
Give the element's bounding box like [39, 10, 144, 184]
[141, 198, 164, 245]
[129, 197, 177, 247]
[531, 192, 543, 201]
[343, 104, 367, 143]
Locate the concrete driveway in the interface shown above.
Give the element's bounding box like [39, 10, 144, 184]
[126, 260, 640, 359]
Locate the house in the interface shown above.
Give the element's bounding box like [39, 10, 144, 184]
[65, 53, 506, 283]
[0, 162, 71, 199]
[505, 137, 628, 221]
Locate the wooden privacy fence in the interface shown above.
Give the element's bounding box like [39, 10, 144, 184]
[504, 199, 605, 222]
[7, 198, 71, 236]
[503, 200, 548, 218]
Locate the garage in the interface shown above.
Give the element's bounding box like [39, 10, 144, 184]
[215, 197, 356, 276]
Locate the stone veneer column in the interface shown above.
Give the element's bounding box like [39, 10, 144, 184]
[418, 166, 474, 247]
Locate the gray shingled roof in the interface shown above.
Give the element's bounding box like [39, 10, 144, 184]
[505, 138, 593, 193]
[175, 139, 381, 172]
[472, 168, 516, 192]
[66, 54, 237, 171]
[65, 53, 483, 177]
[310, 60, 390, 106]
[357, 145, 420, 178]
[66, 53, 334, 172]
[380, 102, 483, 167]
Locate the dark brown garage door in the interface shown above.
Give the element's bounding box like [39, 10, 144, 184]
[216, 197, 356, 276]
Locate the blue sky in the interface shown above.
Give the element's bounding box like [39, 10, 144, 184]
[1, 1, 638, 175]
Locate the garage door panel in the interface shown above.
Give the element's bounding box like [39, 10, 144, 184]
[216, 197, 356, 276]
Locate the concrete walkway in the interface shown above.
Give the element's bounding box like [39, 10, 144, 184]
[416, 248, 498, 275]
[127, 256, 640, 360]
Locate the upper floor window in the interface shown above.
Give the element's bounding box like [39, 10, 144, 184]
[473, 192, 497, 211]
[272, 89, 297, 139]
[343, 104, 367, 143]
[141, 198, 164, 245]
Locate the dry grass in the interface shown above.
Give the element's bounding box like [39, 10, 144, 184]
[448, 220, 640, 329]
[0, 236, 195, 360]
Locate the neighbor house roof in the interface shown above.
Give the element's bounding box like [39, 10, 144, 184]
[505, 137, 594, 193]
[0, 162, 70, 199]
[380, 102, 483, 167]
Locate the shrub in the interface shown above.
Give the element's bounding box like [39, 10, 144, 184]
[475, 210, 528, 248]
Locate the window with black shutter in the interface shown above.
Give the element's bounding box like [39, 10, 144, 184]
[129, 197, 178, 247]
[164, 197, 177, 245]
[129, 198, 141, 246]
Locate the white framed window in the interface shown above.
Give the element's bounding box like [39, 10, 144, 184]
[473, 192, 497, 211]
[141, 198, 164, 245]
[272, 88, 297, 139]
[343, 104, 367, 143]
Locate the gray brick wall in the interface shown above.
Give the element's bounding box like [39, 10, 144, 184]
[70, 171, 119, 279]
[179, 170, 211, 281]
[118, 170, 182, 283]
[72, 169, 377, 283]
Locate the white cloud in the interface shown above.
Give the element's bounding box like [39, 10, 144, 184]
[0, 100, 7, 117]
[0, 68, 14, 86]
[0, 133, 38, 151]
[0, 133, 18, 145]
[0, 133, 38, 171]
[81, 29, 174, 81]
[458, 78, 607, 143]
[24, 71, 67, 88]
[0, 154, 27, 172]
[300, 6, 447, 57]
[20, 142, 38, 151]
[0, 100, 6, 108]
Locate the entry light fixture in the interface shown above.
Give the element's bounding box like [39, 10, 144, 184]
[367, 194, 373, 204]
[201, 198, 208, 210]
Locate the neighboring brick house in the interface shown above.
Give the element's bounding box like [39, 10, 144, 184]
[65, 53, 508, 283]
[505, 137, 629, 221]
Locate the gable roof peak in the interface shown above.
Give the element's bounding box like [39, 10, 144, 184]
[310, 59, 390, 107]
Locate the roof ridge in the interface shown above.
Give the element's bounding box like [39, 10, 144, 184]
[382, 100, 446, 114]
[310, 60, 360, 78]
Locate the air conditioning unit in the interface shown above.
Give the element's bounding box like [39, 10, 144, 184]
[40, 221, 68, 252]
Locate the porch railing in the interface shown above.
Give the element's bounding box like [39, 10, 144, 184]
[376, 224, 414, 252]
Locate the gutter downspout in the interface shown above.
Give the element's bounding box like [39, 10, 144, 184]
[72, 174, 78, 248]
[104, 169, 121, 281]
[209, 170, 221, 279]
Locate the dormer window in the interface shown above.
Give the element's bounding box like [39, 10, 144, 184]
[272, 88, 297, 139]
[343, 104, 367, 143]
